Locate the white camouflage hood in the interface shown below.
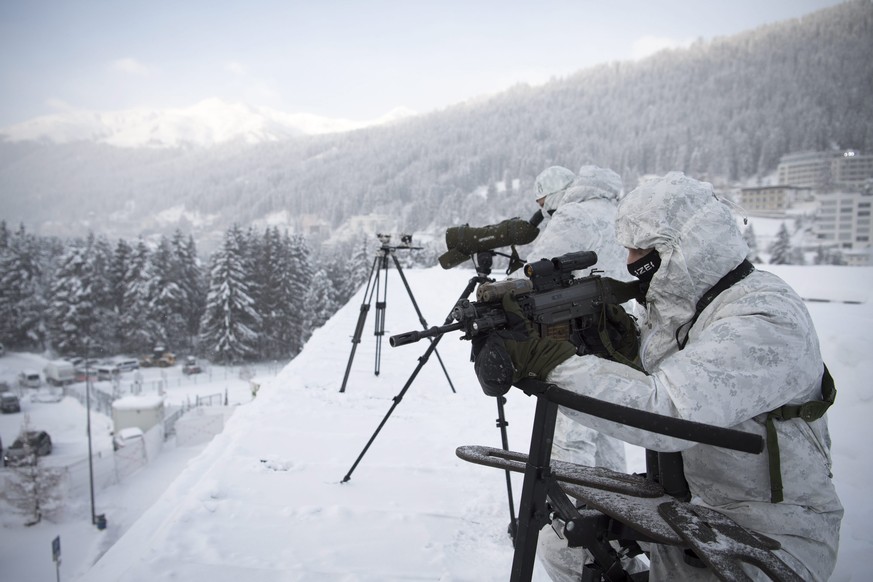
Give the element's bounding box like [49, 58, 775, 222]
[542, 165, 622, 215]
[615, 172, 749, 365]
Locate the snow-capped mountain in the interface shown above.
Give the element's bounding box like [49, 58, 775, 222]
[0, 98, 417, 148]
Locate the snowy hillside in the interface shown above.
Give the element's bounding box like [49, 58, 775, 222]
[66, 263, 871, 582]
[0, 98, 417, 148]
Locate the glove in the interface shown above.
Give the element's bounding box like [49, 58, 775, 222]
[599, 304, 641, 367]
[473, 294, 576, 397]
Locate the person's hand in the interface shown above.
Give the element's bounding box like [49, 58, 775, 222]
[599, 304, 641, 367]
[473, 294, 576, 396]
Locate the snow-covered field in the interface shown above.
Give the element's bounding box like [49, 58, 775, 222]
[1, 262, 871, 581]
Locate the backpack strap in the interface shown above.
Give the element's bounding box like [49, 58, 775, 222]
[765, 365, 836, 503]
[675, 260, 755, 350]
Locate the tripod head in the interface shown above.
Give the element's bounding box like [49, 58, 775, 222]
[376, 233, 423, 254]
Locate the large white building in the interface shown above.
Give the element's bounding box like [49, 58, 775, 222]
[777, 150, 873, 190]
[813, 190, 873, 264]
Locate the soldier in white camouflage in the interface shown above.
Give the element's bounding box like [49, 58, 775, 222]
[522, 164, 640, 581]
[541, 172, 844, 580]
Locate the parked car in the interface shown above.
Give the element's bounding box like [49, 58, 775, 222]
[18, 370, 41, 388]
[182, 356, 202, 375]
[3, 430, 52, 466]
[112, 426, 145, 451]
[0, 393, 21, 413]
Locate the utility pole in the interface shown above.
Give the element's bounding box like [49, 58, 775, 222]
[85, 343, 96, 526]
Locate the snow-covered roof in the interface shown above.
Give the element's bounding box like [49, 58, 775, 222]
[112, 394, 164, 410]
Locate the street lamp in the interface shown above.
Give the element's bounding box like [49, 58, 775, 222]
[85, 342, 96, 526]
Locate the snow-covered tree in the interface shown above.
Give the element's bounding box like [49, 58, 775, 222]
[286, 233, 313, 348]
[118, 239, 159, 354]
[303, 267, 338, 333]
[47, 244, 95, 355]
[172, 231, 205, 346]
[148, 236, 188, 350]
[86, 233, 119, 352]
[768, 222, 793, 265]
[346, 235, 373, 300]
[110, 238, 132, 313]
[742, 222, 761, 263]
[0, 224, 47, 349]
[199, 225, 262, 363]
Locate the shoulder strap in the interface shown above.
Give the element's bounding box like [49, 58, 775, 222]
[765, 364, 836, 503]
[669, 260, 836, 504]
[676, 260, 755, 350]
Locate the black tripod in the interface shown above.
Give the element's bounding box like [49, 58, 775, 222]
[342, 250, 518, 542]
[339, 238, 455, 394]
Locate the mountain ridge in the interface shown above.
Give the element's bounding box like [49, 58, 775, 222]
[0, 98, 418, 148]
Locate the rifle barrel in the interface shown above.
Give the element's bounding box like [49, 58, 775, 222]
[389, 322, 464, 347]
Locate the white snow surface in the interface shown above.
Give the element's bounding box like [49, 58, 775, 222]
[2, 263, 871, 581]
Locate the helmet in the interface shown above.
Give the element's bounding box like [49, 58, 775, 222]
[576, 165, 623, 199]
[534, 166, 575, 202]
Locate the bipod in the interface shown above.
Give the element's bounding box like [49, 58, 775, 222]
[342, 251, 520, 547]
[458, 380, 802, 582]
[339, 243, 455, 393]
[341, 268, 486, 483]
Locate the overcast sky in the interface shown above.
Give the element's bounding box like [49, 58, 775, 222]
[0, 0, 848, 127]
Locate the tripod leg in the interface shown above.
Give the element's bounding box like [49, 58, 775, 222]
[339, 255, 380, 393]
[497, 396, 518, 542]
[373, 253, 388, 376]
[388, 253, 457, 393]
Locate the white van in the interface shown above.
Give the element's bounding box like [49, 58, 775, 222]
[96, 365, 120, 381]
[44, 360, 75, 386]
[116, 359, 139, 372]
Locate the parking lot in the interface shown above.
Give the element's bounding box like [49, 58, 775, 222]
[0, 350, 285, 470]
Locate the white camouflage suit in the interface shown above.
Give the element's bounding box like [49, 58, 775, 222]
[518, 165, 637, 580]
[545, 172, 843, 580]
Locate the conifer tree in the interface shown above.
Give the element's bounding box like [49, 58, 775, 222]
[199, 225, 261, 363]
[0, 224, 47, 349]
[119, 239, 159, 354]
[347, 235, 372, 299]
[255, 227, 285, 359]
[742, 222, 761, 263]
[303, 267, 337, 333]
[768, 222, 793, 265]
[86, 233, 119, 352]
[110, 238, 132, 313]
[149, 236, 188, 349]
[47, 244, 96, 355]
[172, 231, 205, 345]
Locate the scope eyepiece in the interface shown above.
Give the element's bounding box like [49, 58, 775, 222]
[552, 251, 598, 272]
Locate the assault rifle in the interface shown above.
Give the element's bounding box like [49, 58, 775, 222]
[389, 250, 641, 355]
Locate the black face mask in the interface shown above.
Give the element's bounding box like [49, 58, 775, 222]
[627, 250, 661, 304]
